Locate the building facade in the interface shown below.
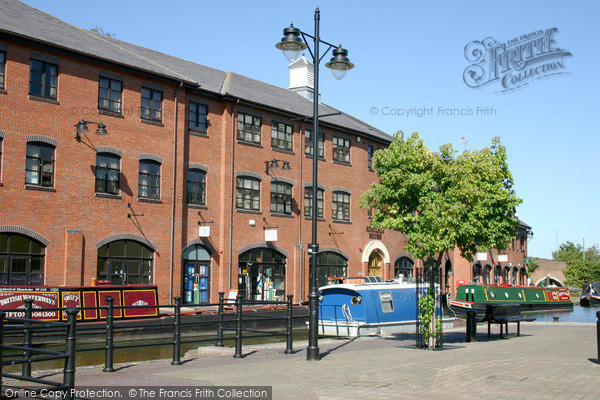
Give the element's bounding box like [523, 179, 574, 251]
[0, 1, 531, 304]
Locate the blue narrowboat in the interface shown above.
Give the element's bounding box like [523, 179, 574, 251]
[318, 278, 453, 337]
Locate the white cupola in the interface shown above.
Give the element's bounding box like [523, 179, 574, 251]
[288, 55, 320, 102]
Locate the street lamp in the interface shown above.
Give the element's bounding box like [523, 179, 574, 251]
[276, 7, 354, 361]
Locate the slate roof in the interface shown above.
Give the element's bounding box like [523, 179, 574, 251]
[0, 0, 392, 142]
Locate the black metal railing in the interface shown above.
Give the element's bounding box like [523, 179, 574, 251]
[415, 267, 444, 349]
[1, 308, 78, 400]
[1, 292, 298, 377]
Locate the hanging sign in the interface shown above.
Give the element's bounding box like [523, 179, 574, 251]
[198, 226, 211, 238]
[264, 229, 278, 242]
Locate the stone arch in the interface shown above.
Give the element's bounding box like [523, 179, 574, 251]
[534, 275, 566, 287]
[361, 240, 390, 264]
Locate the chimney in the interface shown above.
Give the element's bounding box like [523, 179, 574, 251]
[288, 55, 320, 102]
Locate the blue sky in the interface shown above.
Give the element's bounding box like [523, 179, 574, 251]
[21, 0, 599, 259]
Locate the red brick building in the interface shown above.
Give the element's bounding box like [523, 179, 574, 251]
[0, 1, 531, 304]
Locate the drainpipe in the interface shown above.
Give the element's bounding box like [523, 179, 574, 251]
[169, 82, 182, 301]
[228, 99, 239, 292]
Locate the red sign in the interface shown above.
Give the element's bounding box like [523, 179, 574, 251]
[122, 289, 158, 318]
[557, 290, 571, 301]
[0, 290, 60, 320]
[61, 291, 82, 320]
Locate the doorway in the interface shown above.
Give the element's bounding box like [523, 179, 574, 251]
[368, 251, 383, 277]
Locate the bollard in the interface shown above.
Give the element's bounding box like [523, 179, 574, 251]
[216, 292, 224, 347]
[63, 308, 78, 400]
[596, 311, 600, 365]
[233, 294, 243, 358]
[285, 295, 294, 354]
[171, 297, 182, 365]
[466, 309, 477, 342]
[23, 298, 33, 378]
[103, 297, 115, 372]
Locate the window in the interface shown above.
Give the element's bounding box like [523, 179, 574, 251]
[25, 142, 54, 187]
[0, 137, 3, 179]
[493, 265, 502, 284]
[332, 191, 350, 221]
[29, 59, 57, 99]
[189, 101, 207, 133]
[183, 245, 211, 304]
[313, 251, 347, 287]
[368, 145, 374, 170]
[483, 265, 492, 284]
[139, 160, 160, 199]
[0, 233, 45, 286]
[270, 181, 292, 215]
[305, 128, 325, 158]
[0, 51, 5, 89]
[98, 77, 122, 114]
[96, 153, 120, 195]
[97, 240, 153, 284]
[333, 136, 350, 163]
[238, 248, 286, 300]
[503, 266, 510, 283]
[473, 264, 482, 283]
[271, 121, 293, 151]
[379, 291, 394, 313]
[236, 177, 260, 211]
[237, 113, 261, 144]
[187, 169, 206, 205]
[394, 257, 414, 279]
[141, 87, 162, 121]
[304, 187, 324, 218]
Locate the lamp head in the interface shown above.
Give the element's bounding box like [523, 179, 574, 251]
[275, 24, 308, 62]
[325, 45, 355, 80]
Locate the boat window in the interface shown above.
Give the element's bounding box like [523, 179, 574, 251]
[379, 291, 394, 313]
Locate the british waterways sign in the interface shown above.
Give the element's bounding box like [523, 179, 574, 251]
[463, 28, 572, 93]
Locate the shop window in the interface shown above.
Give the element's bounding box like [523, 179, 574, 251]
[139, 160, 160, 199]
[313, 251, 348, 287]
[97, 240, 153, 284]
[236, 176, 260, 211]
[188, 101, 207, 133]
[395, 257, 414, 279]
[270, 181, 292, 215]
[238, 248, 286, 301]
[98, 76, 122, 114]
[271, 121, 293, 151]
[0, 233, 45, 286]
[187, 169, 206, 205]
[183, 245, 211, 304]
[29, 59, 57, 99]
[237, 113, 261, 144]
[96, 153, 120, 195]
[140, 87, 162, 121]
[25, 142, 54, 187]
[304, 187, 323, 218]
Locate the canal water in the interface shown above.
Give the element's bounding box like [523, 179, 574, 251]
[525, 305, 599, 323]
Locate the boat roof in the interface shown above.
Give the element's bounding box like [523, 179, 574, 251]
[320, 282, 419, 291]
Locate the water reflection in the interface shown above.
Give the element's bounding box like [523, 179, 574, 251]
[526, 305, 600, 323]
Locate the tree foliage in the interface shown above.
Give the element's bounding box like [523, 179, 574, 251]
[553, 241, 600, 286]
[359, 132, 522, 267]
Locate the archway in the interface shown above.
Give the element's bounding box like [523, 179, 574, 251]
[368, 251, 384, 277]
[0, 233, 46, 286]
[238, 248, 286, 301]
[182, 244, 212, 304]
[97, 239, 153, 284]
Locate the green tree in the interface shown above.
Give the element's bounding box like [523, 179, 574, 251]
[553, 241, 600, 286]
[359, 131, 522, 270]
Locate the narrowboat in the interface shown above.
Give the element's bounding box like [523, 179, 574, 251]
[318, 277, 453, 337]
[448, 283, 573, 315]
[580, 282, 600, 306]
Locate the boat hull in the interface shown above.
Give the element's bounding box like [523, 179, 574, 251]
[319, 318, 454, 338]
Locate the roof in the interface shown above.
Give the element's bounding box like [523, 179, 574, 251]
[518, 219, 532, 230]
[0, 0, 392, 142]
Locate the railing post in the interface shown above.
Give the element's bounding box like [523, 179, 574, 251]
[63, 308, 78, 400]
[103, 297, 115, 372]
[285, 295, 294, 354]
[171, 297, 182, 365]
[22, 298, 33, 378]
[1, 312, 5, 394]
[596, 311, 600, 365]
[216, 292, 224, 347]
[466, 309, 477, 342]
[233, 294, 243, 359]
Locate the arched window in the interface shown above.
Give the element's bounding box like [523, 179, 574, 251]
[503, 266, 510, 283]
[368, 252, 383, 277]
[97, 240, 153, 284]
[483, 265, 492, 284]
[313, 251, 348, 287]
[183, 245, 211, 304]
[238, 248, 286, 300]
[395, 257, 414, 279]
[0, 233, 45, 286]
[473, 264, 482, 283]
[493, 265, 502, 284]
[519, 267, 527, 286]
[512, 267, 518, 285]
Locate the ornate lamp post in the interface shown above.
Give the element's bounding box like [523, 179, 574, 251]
[276, 7, 354, 361]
